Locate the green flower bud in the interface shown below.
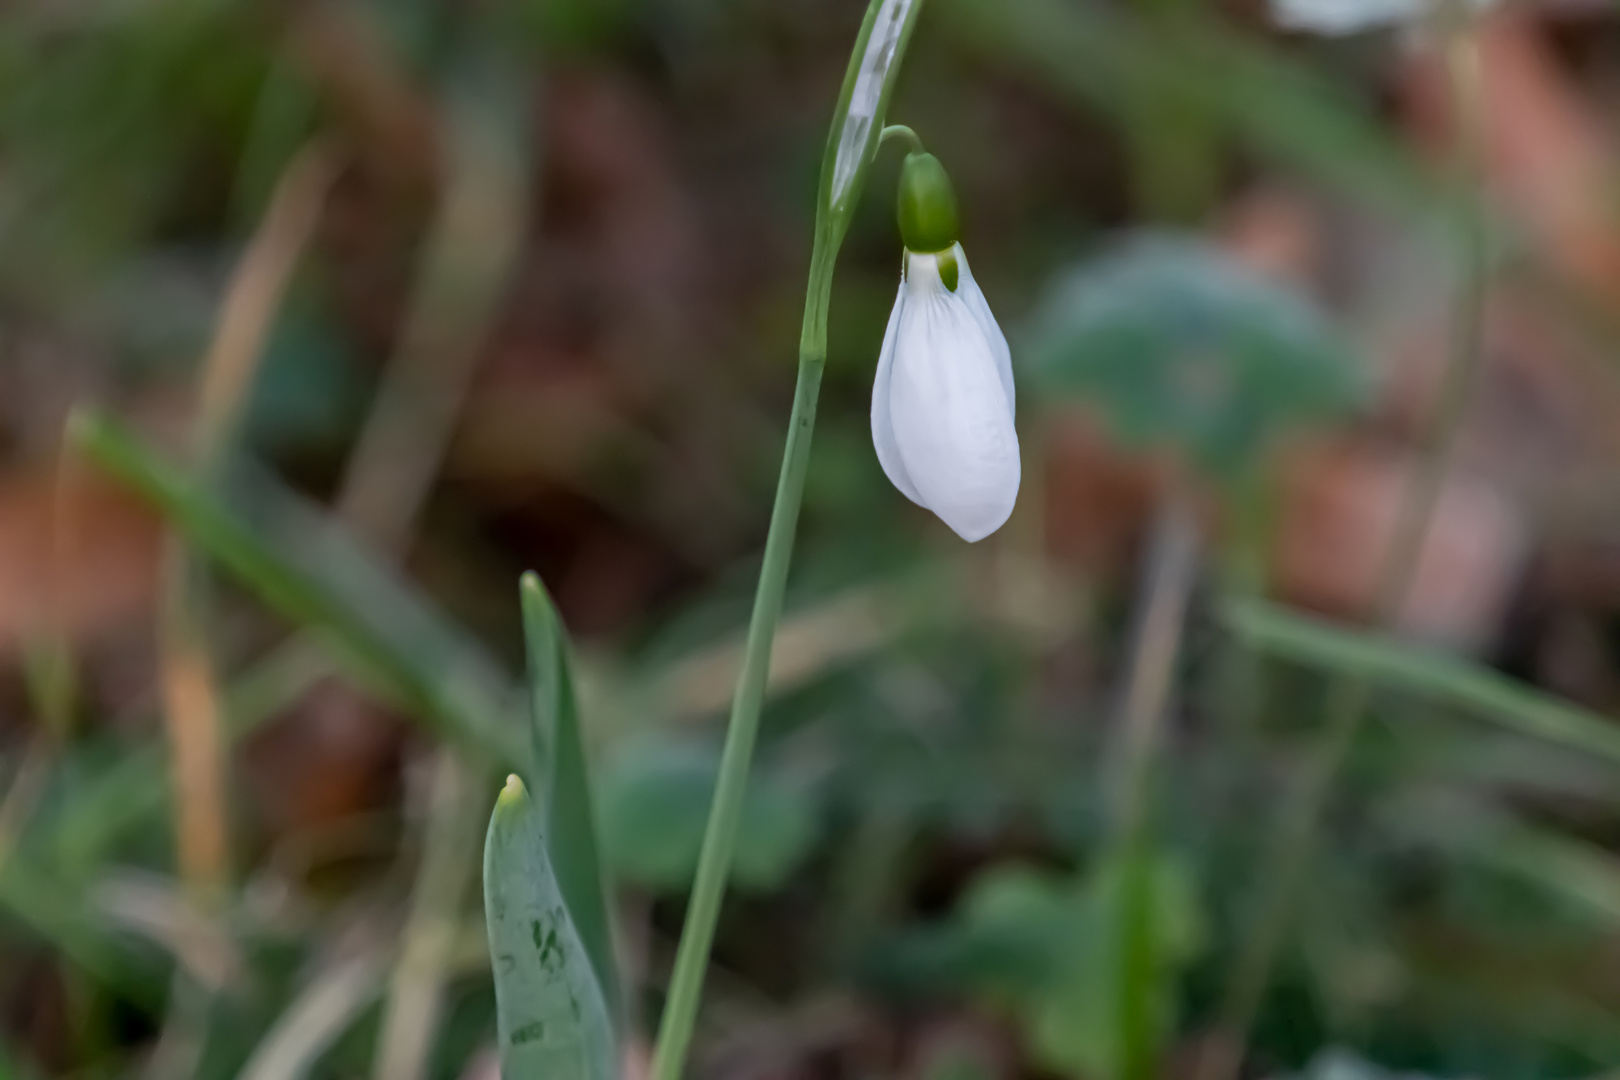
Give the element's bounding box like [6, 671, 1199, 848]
[897, 151, 959, 256]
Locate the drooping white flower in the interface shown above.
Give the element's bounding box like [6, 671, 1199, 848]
[872, 241, 1020, 542]
[1271, 0, 1495, 35]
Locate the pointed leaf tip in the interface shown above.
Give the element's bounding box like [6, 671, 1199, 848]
[517, 568, 621, 1024]
[484, 780, 616, 1080]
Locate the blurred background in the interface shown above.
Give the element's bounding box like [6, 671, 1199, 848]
[6, 0, 1620, 1077]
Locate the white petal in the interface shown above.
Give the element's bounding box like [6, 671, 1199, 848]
[886, 250, 1020, 542]
[951, 244, 1014, 421]
[1271, 0, 1418, 32]
[871, 280, 923, 506]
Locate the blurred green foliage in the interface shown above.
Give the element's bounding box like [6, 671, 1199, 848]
[2, 1, 1620, 1079]
[597, 733, 822, 892]
[1025, 234, 1364, 479]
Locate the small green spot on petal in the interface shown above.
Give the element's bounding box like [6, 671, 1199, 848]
[938, 249, 959, 292]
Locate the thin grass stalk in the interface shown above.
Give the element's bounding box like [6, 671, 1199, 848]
[1108, 490, 1200, 1080]
[374, 756, 483, 1080]
[1110, 492, 1201, 842]
[1201, 19, 1489, 1079]
[336, 65, 528, 555]
[1220, 599, 1620, 763]
[159, 143, 335, 909]
[239, 953, 389, 1080]
[650, 4, 926, 1076]
[137, 143, 335, 1080]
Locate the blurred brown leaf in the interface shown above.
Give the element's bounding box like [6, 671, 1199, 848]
[1042, 412, 1169, 579]
[241, 677, 400, 842]
[0, 465, 161, 653]
[1405, 9, 1620, 301]
[1275, 442, 1529, 649]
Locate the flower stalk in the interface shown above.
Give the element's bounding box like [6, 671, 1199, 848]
[880, 123, 925, 156]
[648, 4, 926, 1079]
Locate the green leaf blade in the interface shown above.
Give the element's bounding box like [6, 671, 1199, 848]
[67, 408, 527, 769]
[1024, 234, 1364, 480]
[485, 775, 616, 1080]
[1224, 598, 1620, 768]
[519, 572, 620, 1024]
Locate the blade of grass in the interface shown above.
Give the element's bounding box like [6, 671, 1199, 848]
[374, 756, 486, 1080]
[1221, 598, 1620, 768]
[140, 970, 212, 1080]
[1476, 825, 1620, 929]
[1105, 493, 1201, 1080]
[239, 952, 388, 1080]
[68, 409, 527, 769]
[336, 51, 528, 558]
[484, 775, 616, 1080]
[0, 854, 159, 1003]
[521, 573, 620, 1024]
[159, 139, 336, 909]
[93, 872, 238, 991]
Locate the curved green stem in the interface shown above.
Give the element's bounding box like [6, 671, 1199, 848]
[880, 124, 925, 156]
[649, 3, 926, 1074]
[649, 240, 835, 1080]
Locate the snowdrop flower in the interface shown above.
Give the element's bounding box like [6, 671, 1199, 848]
[1271, 0, 1495, 35]
[872, 148, 1019, 542]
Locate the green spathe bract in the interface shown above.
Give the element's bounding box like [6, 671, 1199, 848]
[820, 0, 927, 244]
[897, 151, 960, 257]
[484, 775, 616, 1080]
